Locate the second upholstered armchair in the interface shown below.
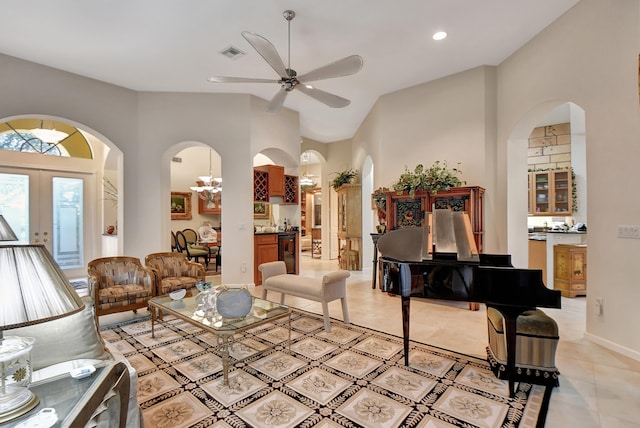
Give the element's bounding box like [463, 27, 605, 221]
[145, 251, 205, 296]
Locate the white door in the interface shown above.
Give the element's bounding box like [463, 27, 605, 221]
[0, 167, 95, 279]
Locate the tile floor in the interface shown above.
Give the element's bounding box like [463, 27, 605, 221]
[99, 254, 640, 427]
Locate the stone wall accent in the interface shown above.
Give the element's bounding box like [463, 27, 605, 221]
[528, 123, 571, 171]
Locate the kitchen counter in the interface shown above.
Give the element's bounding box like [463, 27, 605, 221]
[254, 231, 298, 235]
[528, 230, 587, 240]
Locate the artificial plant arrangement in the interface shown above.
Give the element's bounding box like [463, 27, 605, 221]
[330, 168, 358, 190]
[393, 161, 465, 198]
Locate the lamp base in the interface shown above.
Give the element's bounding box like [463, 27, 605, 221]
[0, 392, 39, 423]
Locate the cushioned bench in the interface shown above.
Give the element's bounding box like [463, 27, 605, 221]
[259, 261, 350, 332]
[486, 307, 560, 386]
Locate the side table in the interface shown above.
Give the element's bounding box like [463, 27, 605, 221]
[1, 361, 129, 428]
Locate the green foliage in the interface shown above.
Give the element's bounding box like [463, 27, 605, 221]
[393, 161, 464, 198]
[330, 169, 358, 190]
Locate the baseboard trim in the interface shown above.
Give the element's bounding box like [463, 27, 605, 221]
[585, 332, 640, 362]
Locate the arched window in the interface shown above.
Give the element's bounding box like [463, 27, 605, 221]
[0, 119, 93, 159]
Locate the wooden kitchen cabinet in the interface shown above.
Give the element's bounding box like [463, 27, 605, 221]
[254, 165, 285, 198]
[554, 244, 586, 297]
[529, 170, 572, 216]
[283, 174, 298, 204]
[528, 239, 547, 285]
[197, 189, 221, 214]
[254, 165, 298, 203]
[254, 233, 278, 285]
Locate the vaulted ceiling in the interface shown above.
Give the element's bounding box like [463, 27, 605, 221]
[0, 0, 579, 142]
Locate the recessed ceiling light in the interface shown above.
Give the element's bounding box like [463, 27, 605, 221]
[432, 31, 447, 41]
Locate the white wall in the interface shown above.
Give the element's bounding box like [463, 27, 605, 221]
[498, 0, 640, 358]
[352, 66, 499, 250]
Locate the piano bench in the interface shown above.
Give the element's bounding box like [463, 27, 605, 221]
[258, 261, 350, 332]
[486, 307, 560, 386]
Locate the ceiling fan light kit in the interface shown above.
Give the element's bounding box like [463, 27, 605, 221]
[208, 9, 363, 113]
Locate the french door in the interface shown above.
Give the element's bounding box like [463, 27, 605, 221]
[0, 167, 95, 279]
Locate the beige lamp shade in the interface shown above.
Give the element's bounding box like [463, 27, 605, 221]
[0, 215, 17, 242]
[0, 244, 84, 330]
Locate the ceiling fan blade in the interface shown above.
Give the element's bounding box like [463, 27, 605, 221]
[242, 31, 289, 78]
[296, 85, 351, 108]
[297, 55, 363, 83]
[266, 88, 288, 113]
[207, 76, 279, 83]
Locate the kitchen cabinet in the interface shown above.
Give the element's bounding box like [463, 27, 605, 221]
[554, 244, 586, 297]
[254, 232, 299, 285]
[253, 169, 269, 202]
[253, 166, 298, 204]
[254, 233, 278, 285]
[528, 239, 547, 285]
[337, 184, 361, 270]
[197, 190, 221, 214]
[254, 165, 285, 199]
[529, 170, 572, 216]
[283, 174, 298, 204]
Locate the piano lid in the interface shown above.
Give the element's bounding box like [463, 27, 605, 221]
[378, 209, 479, 262]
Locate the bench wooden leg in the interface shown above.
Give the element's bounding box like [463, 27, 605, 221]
[261, 288, 268, 299]
[341, 297, 350, 324]
[321, 300, 331, 331]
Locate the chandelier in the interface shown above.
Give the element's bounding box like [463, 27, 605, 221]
[190, 149, 221, 201]
[300, 152, 317, 186]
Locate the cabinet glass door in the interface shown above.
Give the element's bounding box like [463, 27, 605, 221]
[553, 171, 570, 213]
[533, 172, 550, 214]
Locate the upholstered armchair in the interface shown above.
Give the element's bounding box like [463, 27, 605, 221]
[145, 251, 206, 296]
[87, 256, 155, 326]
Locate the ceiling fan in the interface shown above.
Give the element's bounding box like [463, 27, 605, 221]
[207, 10, 363, 113]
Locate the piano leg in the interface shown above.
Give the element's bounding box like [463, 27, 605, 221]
[402, 295, 411, 366]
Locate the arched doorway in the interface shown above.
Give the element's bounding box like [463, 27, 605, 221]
[170, 144, 223, 274]
[0, 116, 122, 279]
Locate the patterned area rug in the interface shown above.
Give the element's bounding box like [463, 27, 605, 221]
[101, 311, 551, 428]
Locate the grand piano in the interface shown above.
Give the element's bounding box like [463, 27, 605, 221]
[378, 210, 561, 396]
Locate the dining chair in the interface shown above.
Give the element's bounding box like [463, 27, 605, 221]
[175, 230, 209, 268]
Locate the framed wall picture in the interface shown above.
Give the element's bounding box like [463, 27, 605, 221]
[253, 202, 270, 219]
[171, 192, 192, 220]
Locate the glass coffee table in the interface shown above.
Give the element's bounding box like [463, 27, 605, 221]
[148, 294, 291, 385]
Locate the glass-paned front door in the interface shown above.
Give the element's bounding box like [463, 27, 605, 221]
[0, 169, 92, 278]
[0, 173, 29, 242]
[52, 177, 84, 269]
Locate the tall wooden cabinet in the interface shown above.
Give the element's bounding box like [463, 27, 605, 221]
[529, 170, 572, 215]
[380, 186, 484, 253]
[337, 184, 362, 270]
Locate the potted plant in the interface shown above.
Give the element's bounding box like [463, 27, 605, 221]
[330, 169, 358, 190]
[392, 161, 464, 198]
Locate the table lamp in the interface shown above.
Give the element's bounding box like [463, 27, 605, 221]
[0, 218, 85, 422]
[0, 215, 18, 241]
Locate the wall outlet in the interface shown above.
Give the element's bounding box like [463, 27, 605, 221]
[241, 262, 247, 273]
[617, 225, 640, 239]
[594, 297, 603, 315]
